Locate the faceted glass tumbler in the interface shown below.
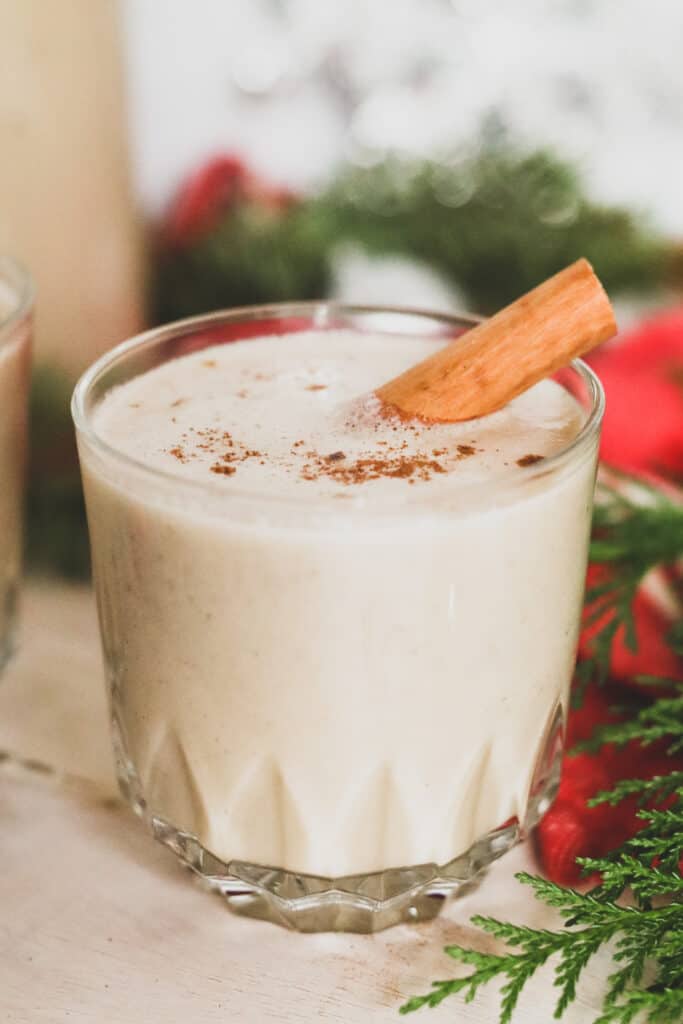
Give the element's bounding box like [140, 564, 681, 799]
[0, 258, 32, 673]
[72, 304, 603, 932]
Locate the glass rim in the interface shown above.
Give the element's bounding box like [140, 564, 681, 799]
[71, 300, 605, 509]
[0, 256, 34, 349]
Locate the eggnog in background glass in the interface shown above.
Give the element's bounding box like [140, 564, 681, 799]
[72, 304, 603, 932]
[0, 258, 32, 673]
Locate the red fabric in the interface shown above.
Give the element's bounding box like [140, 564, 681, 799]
[538, 309, 683, 884]
[586, 308, 683, 478]
[537, 683, 679, 884]
[580, 566, 683, 692]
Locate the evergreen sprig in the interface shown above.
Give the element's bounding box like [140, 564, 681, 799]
[591, 772, 683, 810]
[578, 682, 683, 757]
[401, 873, 683, 1022]
[575, 482, 683, 701]
[401, 486, 683, 1023]
[152, 141, 676, 325]
[401, 863, 683, 1021]
[320, 145, 672, 314]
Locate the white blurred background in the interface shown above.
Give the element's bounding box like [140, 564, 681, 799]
[124, 0, 683, 231]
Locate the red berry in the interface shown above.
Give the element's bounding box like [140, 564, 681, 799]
[536, 803, 594, 885]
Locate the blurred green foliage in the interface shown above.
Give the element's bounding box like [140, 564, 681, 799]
[154, 145, 673, 323]
[26, 366, 89, 578]
[30, 143, 678, 577]
[154, 204, 333, 324]
[320, 148, 671, 312]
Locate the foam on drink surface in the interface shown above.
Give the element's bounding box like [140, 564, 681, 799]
[93, 330, 584, 501]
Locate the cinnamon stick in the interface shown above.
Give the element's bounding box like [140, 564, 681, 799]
[375, 258, 616, 422]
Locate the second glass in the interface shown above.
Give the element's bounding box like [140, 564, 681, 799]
[0, 258, 32, 671]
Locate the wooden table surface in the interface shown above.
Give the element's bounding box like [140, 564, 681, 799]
[0, 581, 613, 1023]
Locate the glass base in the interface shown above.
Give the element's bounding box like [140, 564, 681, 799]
[148, 812, 527, 933]
[115, 705, 563, 933]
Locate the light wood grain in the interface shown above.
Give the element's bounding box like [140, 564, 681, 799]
[376, 259, 616, 422]
[0, 581, 613, 1022]
[0, 578, 116, 793]
[0, 771, 614, 1023]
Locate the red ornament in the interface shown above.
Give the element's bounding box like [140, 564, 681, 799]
[163, 153, 297, 247]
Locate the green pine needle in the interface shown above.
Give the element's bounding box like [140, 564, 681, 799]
[588, 772, 683, 809]
[593, 988, 683, 1024]
[577, 685, 683, 756]
[400, 874, 683, 1022]
[574, 483, 683, 705]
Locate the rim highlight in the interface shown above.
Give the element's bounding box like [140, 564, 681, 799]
[72, 301, 605, 509]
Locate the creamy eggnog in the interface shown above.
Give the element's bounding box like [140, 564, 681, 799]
[0, 267, 31, 668]
[74, 310, 602, 929]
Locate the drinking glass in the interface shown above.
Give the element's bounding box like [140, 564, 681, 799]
[0, 258, 33, 672]
[72, 304, 603, 932]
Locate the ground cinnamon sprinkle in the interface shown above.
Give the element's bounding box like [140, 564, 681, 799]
[517, 453, 544, 467]
[164, 421, 483, 484]
[164, 427, 262, 474]
[301, 453, 447, 484]
[305, 384, 327, 391]
[168, 445, 188, 463]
